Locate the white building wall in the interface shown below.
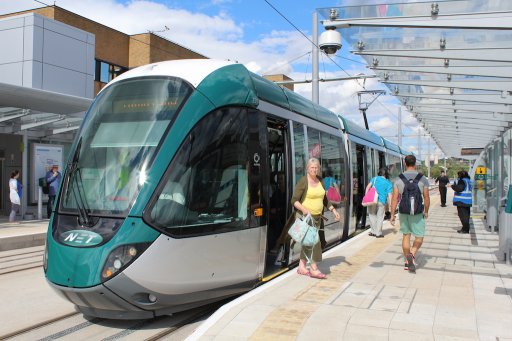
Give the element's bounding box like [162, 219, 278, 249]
[0, 13, 95, 98]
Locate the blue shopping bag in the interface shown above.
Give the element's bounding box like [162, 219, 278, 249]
[287, 213, 319, 247]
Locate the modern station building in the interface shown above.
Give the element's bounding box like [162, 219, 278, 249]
[0, 5, 207, 215]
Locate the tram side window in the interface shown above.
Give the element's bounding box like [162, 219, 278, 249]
[319, 132, 346, 201]
[307, 127, 321, 159]
[387, 154, 401, 181]
[502, 130, 511, 197]
[147, 107, 249, 235]
[366, 147, 375, 179]
[293, 122, 306, 181]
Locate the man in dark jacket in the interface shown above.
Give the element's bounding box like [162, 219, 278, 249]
[435, 171, 450, 207]
[46, 165, 62, 218]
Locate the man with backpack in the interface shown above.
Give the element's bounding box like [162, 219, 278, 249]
[389, 155, 430, 273]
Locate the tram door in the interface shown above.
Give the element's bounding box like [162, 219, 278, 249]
[246, 110, 270, 280]
[378, 151, 386, 170]
[355, 144, 367, 229]
[263, 116, 290, 277]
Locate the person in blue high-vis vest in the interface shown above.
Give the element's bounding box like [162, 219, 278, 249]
[452, 170, 472, 234]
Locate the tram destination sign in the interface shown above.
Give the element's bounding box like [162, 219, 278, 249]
[461, 148, 484, 156]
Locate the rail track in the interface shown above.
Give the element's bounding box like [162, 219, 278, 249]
[1, 302, 220, 340]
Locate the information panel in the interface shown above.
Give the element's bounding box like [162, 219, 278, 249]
[31, 144, 64, 203]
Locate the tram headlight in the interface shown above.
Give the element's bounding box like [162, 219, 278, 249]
[101, 243, 151, 281]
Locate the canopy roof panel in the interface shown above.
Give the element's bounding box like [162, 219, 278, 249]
[0, 82, 91, 140]
[319, 0, 512, 157]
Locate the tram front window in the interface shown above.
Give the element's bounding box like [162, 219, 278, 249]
[59, 77, 192, 216]
[147, 107, 250, 236]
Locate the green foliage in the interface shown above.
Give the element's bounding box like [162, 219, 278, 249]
[420, 157, 469, 179]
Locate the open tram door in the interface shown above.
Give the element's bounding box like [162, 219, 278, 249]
[249, 112, 292, 279]
[355, 144, 368, 229]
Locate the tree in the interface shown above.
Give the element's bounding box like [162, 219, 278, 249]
[420, 158, 468, 179]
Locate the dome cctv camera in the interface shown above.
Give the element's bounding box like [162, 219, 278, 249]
[319, 29, 342, 55]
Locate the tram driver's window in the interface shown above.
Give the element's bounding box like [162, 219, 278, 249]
[148, 107, 249, 235]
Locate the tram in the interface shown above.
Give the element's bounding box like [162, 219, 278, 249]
[44, 59, 409, 319]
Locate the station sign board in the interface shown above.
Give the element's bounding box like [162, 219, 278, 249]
[475, 166, 487, 175]
[475, 174, 487, 180]
[461, 148, 484, 155]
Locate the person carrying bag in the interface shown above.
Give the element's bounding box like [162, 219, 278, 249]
[362, 178, 379, 207]
[288, 213, 319, 247]
[287, 158, 340, 279]
[365, 167, 393, 238]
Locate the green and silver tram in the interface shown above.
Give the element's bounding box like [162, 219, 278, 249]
[44, 59, 403, 319]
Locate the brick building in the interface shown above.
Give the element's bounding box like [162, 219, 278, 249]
[0, 5, 207, 213]
[0, 5, 207, 96]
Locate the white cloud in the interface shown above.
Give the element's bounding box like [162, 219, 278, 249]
[0, 0, 423, 149]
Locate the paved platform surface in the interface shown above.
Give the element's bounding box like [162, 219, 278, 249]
[187, 191, 512, 341]
[0, 219, 48, 251]
[1, 192, 511, 340]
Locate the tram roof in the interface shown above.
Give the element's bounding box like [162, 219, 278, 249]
[338, 116, 385, 149]
[399, 146, 408, 156]
[319, 0, 512, 158]
[399, 147, 421, 161]
[111, 59, 342, 130]
[382, 137, 401, 154]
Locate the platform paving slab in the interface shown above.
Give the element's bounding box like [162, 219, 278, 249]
[0, 220, 48, 251]
[188, 190, 512, 341]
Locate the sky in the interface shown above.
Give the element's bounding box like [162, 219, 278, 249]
[0, 0, 439, 157]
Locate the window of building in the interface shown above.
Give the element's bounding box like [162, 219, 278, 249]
[95, 59, 128, 83]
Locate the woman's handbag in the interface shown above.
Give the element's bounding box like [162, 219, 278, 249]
[327, 185, 342, 204]
[362, 178, 379, 207]
[287, 213, 319, 247]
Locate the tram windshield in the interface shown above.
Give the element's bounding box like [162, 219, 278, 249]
[59, 77, 193, 216]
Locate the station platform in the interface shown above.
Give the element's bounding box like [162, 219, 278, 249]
[0, 218, 47, 251]
[187, 192, 512, 341]
[1, 192, 511, 340]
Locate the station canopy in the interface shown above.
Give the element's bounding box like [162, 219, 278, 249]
[0, 82, 91, 142]
[319, 0, 512, 158]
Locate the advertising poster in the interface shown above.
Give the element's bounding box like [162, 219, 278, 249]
[31, 144, 64, 203]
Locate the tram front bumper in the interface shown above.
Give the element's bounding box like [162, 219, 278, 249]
[47, 281, 155, 319]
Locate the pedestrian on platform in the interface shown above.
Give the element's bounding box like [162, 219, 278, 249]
[366, 167, 393, 238]
[390, 155, 430, 273]
[452, 170, 472, 234]
[9, 170, 21, 223]
[292, 158, 340, 279]
[46, 165, 62, 218]
[435, 171, 450, 207]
